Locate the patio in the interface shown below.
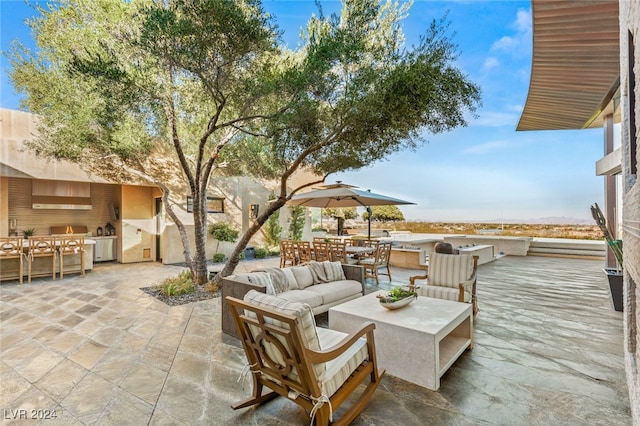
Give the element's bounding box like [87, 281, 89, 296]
[0, 255, 631, 425]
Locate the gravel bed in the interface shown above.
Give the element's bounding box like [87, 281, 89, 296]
[140, 285, 219, 306]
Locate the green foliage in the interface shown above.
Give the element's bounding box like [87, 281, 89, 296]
[23, 228, 35, 237]
[9, 0, 481, 280]
[263, 196, 282, 247]
[323, 207, 358, 219]
[208, 222, 239, 243]
[363, 205, 405, 222]
[212, 253, 226, 263]
[255, 247, 268, 259]
[288, 205, 305, 240]
[378, 286, 417, 303]
[158, 270, 195, 296]
[591, 202, 623, 270]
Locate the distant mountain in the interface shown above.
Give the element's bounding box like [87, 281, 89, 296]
[476, 217, 595, 225]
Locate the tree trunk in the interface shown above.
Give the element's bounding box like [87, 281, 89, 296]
[216, 197, 287, 282]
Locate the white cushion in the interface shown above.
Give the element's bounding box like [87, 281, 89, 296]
[418, 285, 470, 302]
[276, 289, 324, 308]
[305, 280, 362, 305]
[247, 272, 275, 295]
[316, 327, 369, 397]
[243, 290, 325, 381]
[428, 253, 473, 288]
[323, 261, 346, 281]
[291, 265, 314, 289]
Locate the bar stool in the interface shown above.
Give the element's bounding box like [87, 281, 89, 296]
[58, 235, 85, 279]
[27, 236, 57, 282]
[0, 237, 24, 284]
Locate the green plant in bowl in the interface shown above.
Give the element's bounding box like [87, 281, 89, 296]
[377, 287, 417, 309]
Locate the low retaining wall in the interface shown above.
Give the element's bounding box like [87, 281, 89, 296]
[444, 235, 532, 256]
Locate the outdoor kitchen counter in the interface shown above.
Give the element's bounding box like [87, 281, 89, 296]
[0, 239, 94, 282]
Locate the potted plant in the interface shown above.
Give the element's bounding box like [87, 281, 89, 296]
[590, 203, 623, 311]
[23, 228, 35, 237]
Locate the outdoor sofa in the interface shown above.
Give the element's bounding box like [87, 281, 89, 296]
[221, 261, 365, 338]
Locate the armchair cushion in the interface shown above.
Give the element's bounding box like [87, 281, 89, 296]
[428, 253, 475, 289]
[316, 327, 369, 397]
[243, 290, 325, 380]
[418, 286, 471, 303]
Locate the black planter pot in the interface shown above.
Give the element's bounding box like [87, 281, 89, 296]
[604, 268, 624, 312]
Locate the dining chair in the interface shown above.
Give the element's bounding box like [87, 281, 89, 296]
[0, 237, 24, 284]
[279, 240, 297, 267]
[358, 241, 392, 285]
[329, 240, 349, 263]
[27, 236, 57, 282]
[295, 241, 313, 264]
[312, 240, 332, 262]
[58, 235, 85, 279]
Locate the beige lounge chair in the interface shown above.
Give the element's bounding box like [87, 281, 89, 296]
[410, 252, 479, 316]
[227, 290, 385, 426]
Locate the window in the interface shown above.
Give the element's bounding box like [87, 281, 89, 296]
[186, 196, 225, 213]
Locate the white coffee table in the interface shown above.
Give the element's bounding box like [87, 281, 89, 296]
[328, 290, 473, 390]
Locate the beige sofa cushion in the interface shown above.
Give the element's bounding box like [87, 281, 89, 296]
[305, 280, 362, 305]
[276, 289, 324, 308]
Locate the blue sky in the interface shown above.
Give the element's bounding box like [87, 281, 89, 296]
[1, 0, 604, 223]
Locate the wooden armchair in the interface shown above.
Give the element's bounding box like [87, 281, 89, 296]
[227, 290, 385, 426]
[409, 252, 479, 316]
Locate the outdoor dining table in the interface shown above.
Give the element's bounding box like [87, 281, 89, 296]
[345, 246, 376, 256]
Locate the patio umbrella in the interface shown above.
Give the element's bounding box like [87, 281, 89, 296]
[288, 183, 415, 238]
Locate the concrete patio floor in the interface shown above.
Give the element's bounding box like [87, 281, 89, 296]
[0, 255, 631, 425]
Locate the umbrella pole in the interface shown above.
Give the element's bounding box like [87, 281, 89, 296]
[367, 207, 372, 239]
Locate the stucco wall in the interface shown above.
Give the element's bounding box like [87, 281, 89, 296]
[620, 0, 640, 422]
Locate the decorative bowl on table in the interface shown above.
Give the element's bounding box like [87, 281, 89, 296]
[377, 287, 418, 310]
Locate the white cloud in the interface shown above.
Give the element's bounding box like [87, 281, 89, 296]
[490, 9, 532, 55]
[482, 57, 500, 71]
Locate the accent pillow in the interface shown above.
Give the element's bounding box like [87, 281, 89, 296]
[247, 272, 275, 295]
[291, 265, 314, 289]
[323, 261, 346, 282]
[281, 267, 298, 290]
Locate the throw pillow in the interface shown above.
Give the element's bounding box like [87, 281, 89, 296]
[247, 272, 276, 295]
[291, 265, 314, 289]
[323, 261, 346, 282]
[308, 261, 330, 284]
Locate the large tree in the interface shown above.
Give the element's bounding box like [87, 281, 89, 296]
[8, 0, 481, 283]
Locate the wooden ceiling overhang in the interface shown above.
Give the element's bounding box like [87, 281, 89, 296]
[516, 0, 620, 131]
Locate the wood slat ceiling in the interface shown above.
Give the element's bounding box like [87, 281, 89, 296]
[516, 0, 619, 131]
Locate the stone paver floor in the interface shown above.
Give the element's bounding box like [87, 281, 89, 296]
[0, 256, 631, 425]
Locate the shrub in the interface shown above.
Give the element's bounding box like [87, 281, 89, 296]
[158, 270, 195, 296]
[208, 222, 239, 253]
[255, 247, 268, 259]
[212, 253, 226, 263]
